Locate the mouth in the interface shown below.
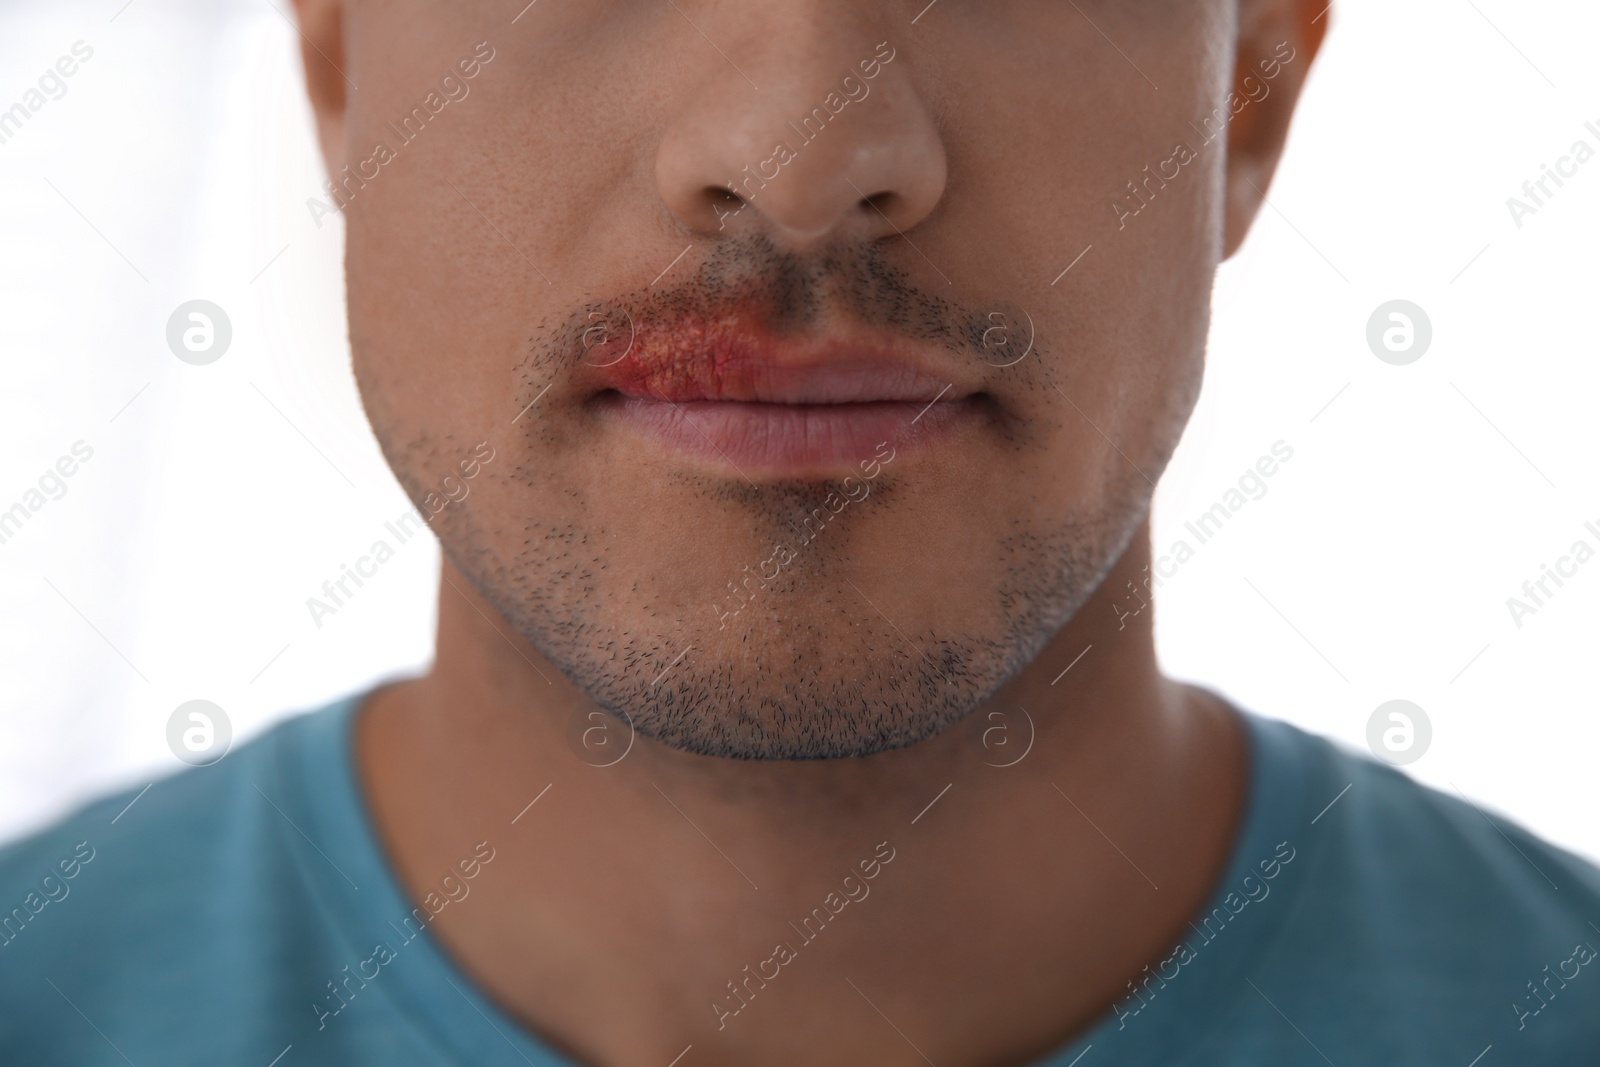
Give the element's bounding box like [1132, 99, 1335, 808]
[582, 318, 988, 476]
[592, 392, 981, 474]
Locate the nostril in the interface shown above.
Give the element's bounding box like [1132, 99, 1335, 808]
[703, 185, 748, 229]
[857, 190, 896, 218]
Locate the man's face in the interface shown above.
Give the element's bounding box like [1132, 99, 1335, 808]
[338, 0, 1237, 757]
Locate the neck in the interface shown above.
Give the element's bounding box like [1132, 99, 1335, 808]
[356, 520, 1246, 1067]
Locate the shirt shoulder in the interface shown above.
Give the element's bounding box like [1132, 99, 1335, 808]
[0, 705, 300, 955]
[0, 697, 460, 1066]
[1060, 712, 1600, 1067]
[1300, 717, 1600, 946]
[1210, 714, 1600, 1063]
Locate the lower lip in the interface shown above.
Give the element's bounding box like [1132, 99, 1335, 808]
[593, 393, 978, 475]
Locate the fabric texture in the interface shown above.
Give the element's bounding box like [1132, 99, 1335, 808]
[2, 694, 1597, 1065]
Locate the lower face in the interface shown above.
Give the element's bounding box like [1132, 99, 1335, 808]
[342, 0, 1228, 758]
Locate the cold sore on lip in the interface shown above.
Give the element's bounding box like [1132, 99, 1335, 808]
[581, 313, 979, 474]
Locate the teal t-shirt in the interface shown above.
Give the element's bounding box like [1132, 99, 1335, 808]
[2, 695, 1598, 1065]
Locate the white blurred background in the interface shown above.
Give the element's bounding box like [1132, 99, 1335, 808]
[1, 0, 1596, 859]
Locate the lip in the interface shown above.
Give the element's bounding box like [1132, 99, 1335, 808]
[581, 316, 984, 476]
[592, 392, 977, 473]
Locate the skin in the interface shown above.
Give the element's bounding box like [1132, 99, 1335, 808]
[290, 0, 1326, 1063]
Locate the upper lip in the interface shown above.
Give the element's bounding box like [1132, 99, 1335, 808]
[579, 313, 972, 406]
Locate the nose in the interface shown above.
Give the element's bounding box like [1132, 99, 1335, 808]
[655, 23, 946, 249]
